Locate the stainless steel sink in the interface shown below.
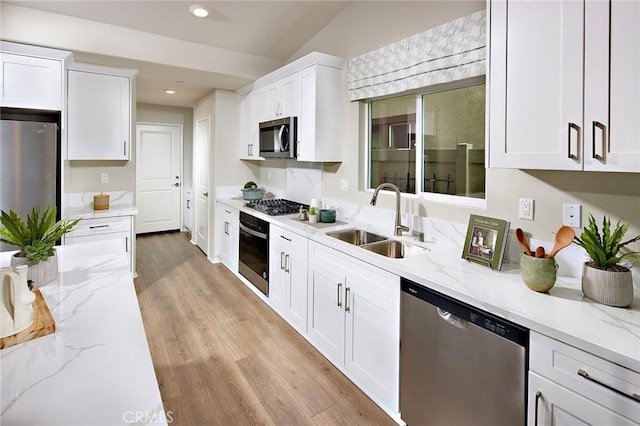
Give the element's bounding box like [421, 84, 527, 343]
[360, 240, 429, 259]
[326, 229, 388, 246]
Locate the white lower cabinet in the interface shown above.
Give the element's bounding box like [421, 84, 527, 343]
[307, 241, 400, 414]
[217, 204, 238, 272]
[65, 215, 135, 275]
[528, 332, 640, 425]
[268, 225, 308, 334]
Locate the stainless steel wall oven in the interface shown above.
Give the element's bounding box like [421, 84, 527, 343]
[238, 211, 269, 296]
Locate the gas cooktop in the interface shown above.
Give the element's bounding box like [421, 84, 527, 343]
[245, 199, 308, 216]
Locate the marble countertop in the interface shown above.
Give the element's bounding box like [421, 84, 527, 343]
[220, 198, 640, 374]
[65, 204, 138, 220]
[0, 240, 165, 425]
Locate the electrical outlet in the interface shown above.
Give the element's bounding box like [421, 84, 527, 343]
[101, 172, 109, 184]
[519, 198, 534, 220]
[563, 203, 581, 228]
[340, 179, 349, 191]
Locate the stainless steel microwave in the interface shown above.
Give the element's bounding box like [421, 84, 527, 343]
[259, 116, 296, 159]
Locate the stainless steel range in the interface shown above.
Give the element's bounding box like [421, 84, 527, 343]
[238, 199, 308, 297]
[245, 199, 307, 216]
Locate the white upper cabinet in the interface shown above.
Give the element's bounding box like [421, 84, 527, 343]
[237, 52, 345, 163]
[239, 92, 259, 159]
[67, 69, 132, 160]
[0, 42, 71, 111]
[489, 0, 640, 172]
[296, 65, 344, 162]
[584, 0, 640, 172]
[265, 73, 298, 120]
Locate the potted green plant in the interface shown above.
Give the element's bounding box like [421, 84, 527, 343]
[0, 206, 80, 286]
[308, 207, 319, 224]
[573, 214, 640, 307]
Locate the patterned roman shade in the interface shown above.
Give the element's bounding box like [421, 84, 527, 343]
[347, 10, 486, 101]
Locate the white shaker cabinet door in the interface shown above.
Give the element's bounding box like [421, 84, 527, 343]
[489, 0, 584, 170]
[307, 254, 346, 366]
[0, 53, 63, 111]
[584, 0, 640, 172]
[67, 70, 130, 160]
[528, 372, 637, 426]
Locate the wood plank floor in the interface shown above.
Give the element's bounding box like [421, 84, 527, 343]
[134, 231, 396, 426]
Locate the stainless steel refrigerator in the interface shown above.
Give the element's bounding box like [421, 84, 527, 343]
[0, 116, 59, 251]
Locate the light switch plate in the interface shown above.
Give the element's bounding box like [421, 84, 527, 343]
[563, 203, 581, 228]
[340, 179, 348, 191]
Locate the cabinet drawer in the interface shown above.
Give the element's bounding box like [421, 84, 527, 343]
[309, 241, 399, 303]
[530, 331, 640, 423]
[67, 216, 131, 238]
[274, 227, 307, 252]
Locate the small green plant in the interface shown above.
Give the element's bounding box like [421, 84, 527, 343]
[309, 207, 318, 216]
[573, 214, 640, 271]
[0, 206, 80, 263]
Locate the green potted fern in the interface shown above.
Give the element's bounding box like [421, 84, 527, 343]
[0, 206, 80, 286]
[573, 214, 640, 307]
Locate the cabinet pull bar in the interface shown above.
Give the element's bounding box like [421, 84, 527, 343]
[123, 141, 127, 156]
[577, 368, 640, 401]
[568, 122, 580, 159]
[534, 391, 541, 426]
[284, 254, 290, 273]
[89, 225, 110, 229]
[280, 235, 292, 242]
[337, 283, 342, 307]
[280, 251, 285, 270]
[592, 121, 606, 160]
[345, 287, 351, 313]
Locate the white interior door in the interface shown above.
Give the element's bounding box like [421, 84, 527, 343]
[136, 124, 182, 233]
[195, 117, 210, 254]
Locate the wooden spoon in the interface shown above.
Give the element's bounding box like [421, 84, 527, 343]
[535, 246, 546, 258]
[547, 226, 575, 259]
[516, 228, 533, 256]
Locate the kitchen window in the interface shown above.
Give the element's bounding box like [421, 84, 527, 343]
[367, 77, 486, 201]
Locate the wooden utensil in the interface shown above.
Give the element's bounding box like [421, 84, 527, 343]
[535, 246, 546, 258]
[547, 226, 575, 259]
[516, 228, 533, 256]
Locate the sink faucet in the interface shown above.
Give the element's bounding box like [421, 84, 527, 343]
[370, 183, 410, 236]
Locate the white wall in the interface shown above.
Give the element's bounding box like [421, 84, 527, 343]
[193, 89, 257, 259]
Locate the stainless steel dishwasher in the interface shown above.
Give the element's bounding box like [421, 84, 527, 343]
[400, 278, 529, 426]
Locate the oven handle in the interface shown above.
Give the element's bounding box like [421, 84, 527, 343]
[239, 222, 268, 240]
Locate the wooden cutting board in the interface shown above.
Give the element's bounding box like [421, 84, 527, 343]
[0, 288, 56, 349]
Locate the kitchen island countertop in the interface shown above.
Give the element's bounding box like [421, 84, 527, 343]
[0, 240, 165, 425]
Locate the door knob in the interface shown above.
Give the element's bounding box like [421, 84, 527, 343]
[174, 183, 180, 187]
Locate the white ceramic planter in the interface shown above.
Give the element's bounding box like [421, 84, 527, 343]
[10, 251, 58, 287]
[581, 262, 634, 307]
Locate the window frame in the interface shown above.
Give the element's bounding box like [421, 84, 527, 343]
[363, 76, 487, 209]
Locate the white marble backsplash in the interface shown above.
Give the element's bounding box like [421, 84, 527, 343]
[285, 162, 322, 204]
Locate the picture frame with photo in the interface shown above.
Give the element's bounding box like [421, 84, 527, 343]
[462, 214, 510, 270]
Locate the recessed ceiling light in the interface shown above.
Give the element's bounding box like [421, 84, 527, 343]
[189, 4, 209, 18]
[165, 89, 176, 95]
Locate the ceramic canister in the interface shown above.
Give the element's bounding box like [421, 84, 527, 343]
[520, 253, 558, 293]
